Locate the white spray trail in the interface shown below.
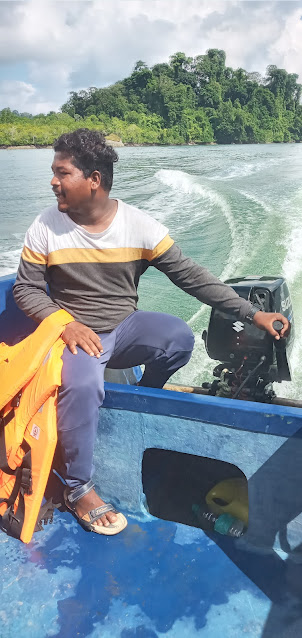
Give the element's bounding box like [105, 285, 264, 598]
[0, 248, 22, 276]
[278, 188, 302, 399]
[155, 169, 253, 385]
[238, 190, 272, 218]
[155, 169, 248, 329]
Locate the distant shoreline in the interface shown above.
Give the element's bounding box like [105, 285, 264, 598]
[0, 142, 216, 150]
[1, 141, 301, 150]
[0, 142, 124, 150]
[0, 145, 53, 150]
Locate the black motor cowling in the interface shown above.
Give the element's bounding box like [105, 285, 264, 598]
[202, 276, 294, 402]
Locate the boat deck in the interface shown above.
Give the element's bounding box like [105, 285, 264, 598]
[1, 506, 292, 638]
[1, 274, 302, 637]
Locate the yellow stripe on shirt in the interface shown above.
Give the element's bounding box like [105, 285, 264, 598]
[47, 236, 174, 266]
[22, 246, 48, 265]
[151, 235, 174, 259]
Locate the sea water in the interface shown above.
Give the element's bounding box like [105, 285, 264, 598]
[1, 144, 302, 398]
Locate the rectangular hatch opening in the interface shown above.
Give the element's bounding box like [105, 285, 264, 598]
[142, 448, 248, 537]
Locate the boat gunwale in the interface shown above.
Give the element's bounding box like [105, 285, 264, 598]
[103, 382, 302, 438]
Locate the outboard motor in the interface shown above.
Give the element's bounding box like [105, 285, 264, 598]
[202, 276, 294, 403]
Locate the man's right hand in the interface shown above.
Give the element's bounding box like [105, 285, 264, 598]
[62, 321, 103, 358]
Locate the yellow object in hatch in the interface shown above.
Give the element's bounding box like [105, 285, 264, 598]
[206, 477, 248, 525]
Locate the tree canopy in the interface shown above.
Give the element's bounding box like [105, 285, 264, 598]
[1, 49, 302, 146]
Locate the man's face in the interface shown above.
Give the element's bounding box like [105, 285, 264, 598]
[51, 152, 92, 214]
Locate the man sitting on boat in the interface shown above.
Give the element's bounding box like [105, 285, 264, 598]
[13, 129, 289, 536]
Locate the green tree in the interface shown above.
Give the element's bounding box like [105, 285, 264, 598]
[194, 49, 226, 86]
[1, 50, 302, 147]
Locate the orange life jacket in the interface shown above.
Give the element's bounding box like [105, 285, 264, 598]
[0, 309, 74, 543]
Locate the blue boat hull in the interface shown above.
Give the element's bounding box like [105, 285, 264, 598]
[1, 274, 302, 638]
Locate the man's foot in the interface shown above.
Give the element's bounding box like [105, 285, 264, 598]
[64, 484, 128, 535]
[75, 489, 118, 527]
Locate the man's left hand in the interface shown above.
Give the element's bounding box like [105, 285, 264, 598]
[253, 312, 290, 340]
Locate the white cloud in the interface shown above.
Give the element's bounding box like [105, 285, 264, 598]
[0, 79, 35, 109]
[269, 7, 302, 77]
[0, 79, 58, 114]
[0, 1, 302, 113]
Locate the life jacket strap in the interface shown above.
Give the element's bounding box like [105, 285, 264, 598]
[0, 391, 22, 426]
[0, 391, 29, 480]
[0, 408, 15, 430]
[0, 447, 32, 502]
[34, 498, 56, 532]
[0, 419, 16, 476]
[0, 447, 33, 539]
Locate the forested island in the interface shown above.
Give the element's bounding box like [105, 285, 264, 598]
[1, 49, 302, 147]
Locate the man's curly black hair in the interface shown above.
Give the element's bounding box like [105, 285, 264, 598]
[53, 128, 118, 192]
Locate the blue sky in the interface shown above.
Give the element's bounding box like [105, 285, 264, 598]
[1, 0, 302, 114]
